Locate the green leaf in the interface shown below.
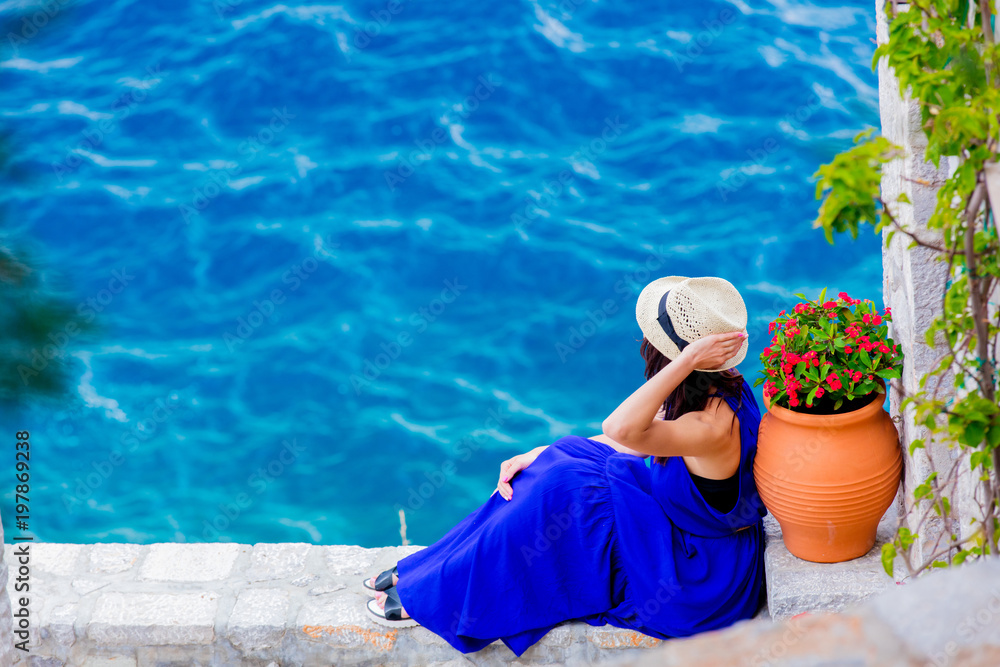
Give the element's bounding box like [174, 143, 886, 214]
[818, 287, 828, 305]
[962, 422, 987, 448]
[970, 450, 992, 470]
[881, 542, 896, 577]
[987, 425, 1000, 448]
[908, 438, 925, 456]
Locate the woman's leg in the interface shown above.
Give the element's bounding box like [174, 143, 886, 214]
[388, 436, 625, 653]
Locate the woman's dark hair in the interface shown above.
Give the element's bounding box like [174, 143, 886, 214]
[640, 337, 744, 464]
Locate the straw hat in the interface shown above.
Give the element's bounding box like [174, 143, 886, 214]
[635, 276, 748, 372]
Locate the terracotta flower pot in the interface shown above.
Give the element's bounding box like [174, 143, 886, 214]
[754, 385, 902, 563]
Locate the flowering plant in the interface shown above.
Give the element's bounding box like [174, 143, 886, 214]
[754, 289, 903, 413]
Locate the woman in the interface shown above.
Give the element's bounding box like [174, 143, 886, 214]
[364, 276, 766, 656]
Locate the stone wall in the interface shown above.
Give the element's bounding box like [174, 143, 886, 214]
[3, 542, 672, 666]
[618, 557, 1000, 667]
[876, 0, 981, 568]
[0, 518, 14, 666]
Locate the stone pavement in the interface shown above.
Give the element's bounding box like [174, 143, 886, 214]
[6, 531, 981, 666]
[762, 507, 900, 620]
[615, 557, 1000, 667]
[3, 542, 675, 666]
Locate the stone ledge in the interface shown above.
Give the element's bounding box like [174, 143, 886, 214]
[763, 504, 901, 621]
[3, 542, 690, 666]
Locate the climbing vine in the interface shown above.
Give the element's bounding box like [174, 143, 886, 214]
[812, 0, 1000, 577]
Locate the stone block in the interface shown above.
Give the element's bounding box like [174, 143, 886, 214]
[585, 625, 662, 650]
[82, 656, 137, 667]
[71, 578, 109, 596]
[247, 543, 311, 581]
[87, 592, 219, 645]
[87, 544, 143, 574]
[27, 544, 84, 576]
[138, 543, 240, 582]
[865, 558, 1000, 662]
[320, 545, 375, 577]
[228, 588, 289, 651]
[41, 602, 77, 647]
[296, 591, 400, 651]
[764, 510, 897, 621]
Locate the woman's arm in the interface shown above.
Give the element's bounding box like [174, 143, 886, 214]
[587, 433, 648, 457]
[601, 332, 746, 458]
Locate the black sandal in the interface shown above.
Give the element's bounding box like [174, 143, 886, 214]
[362, 565, 397, 592]
[366, 586, 418, 627]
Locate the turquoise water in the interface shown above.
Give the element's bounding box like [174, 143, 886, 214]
[1, 0, 882, 546]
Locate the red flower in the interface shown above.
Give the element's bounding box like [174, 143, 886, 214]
[823, 301, 838, 309]
[884, 307, 892, 317]
[879, 344, 890, 354]
[845, 346, 852, 353]
[867, 374, 874, 381]
[862, 314, 871, 324]
[815, 387, 825, 397]
[838, 291, 851, 301]
[852, 371, 862, 382]
[872, 314, 882, 326]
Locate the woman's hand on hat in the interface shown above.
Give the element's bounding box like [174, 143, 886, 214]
[679, 331, 747, 370]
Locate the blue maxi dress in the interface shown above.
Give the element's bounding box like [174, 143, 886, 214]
[395, 378, 767, 656]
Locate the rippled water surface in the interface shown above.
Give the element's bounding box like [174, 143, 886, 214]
[1, 0, 882, 546]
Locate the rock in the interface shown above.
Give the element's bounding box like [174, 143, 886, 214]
[87, 544, 143, 574]
[321, 545, 375, 577]
[247, 543, 311, 581]
[87, 592, 219, 645]
[138, 543, 240, 582]
[308, 583, 347, 596]
[227, 588, 289, 651]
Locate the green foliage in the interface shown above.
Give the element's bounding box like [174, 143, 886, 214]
[0, 245, 99, 404]
[819, 0, 1000, 578]
[813, 131, 905, 243]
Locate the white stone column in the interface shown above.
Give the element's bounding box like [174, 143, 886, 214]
[876, 1, 978, 569]
[0, 516, 14, 666]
